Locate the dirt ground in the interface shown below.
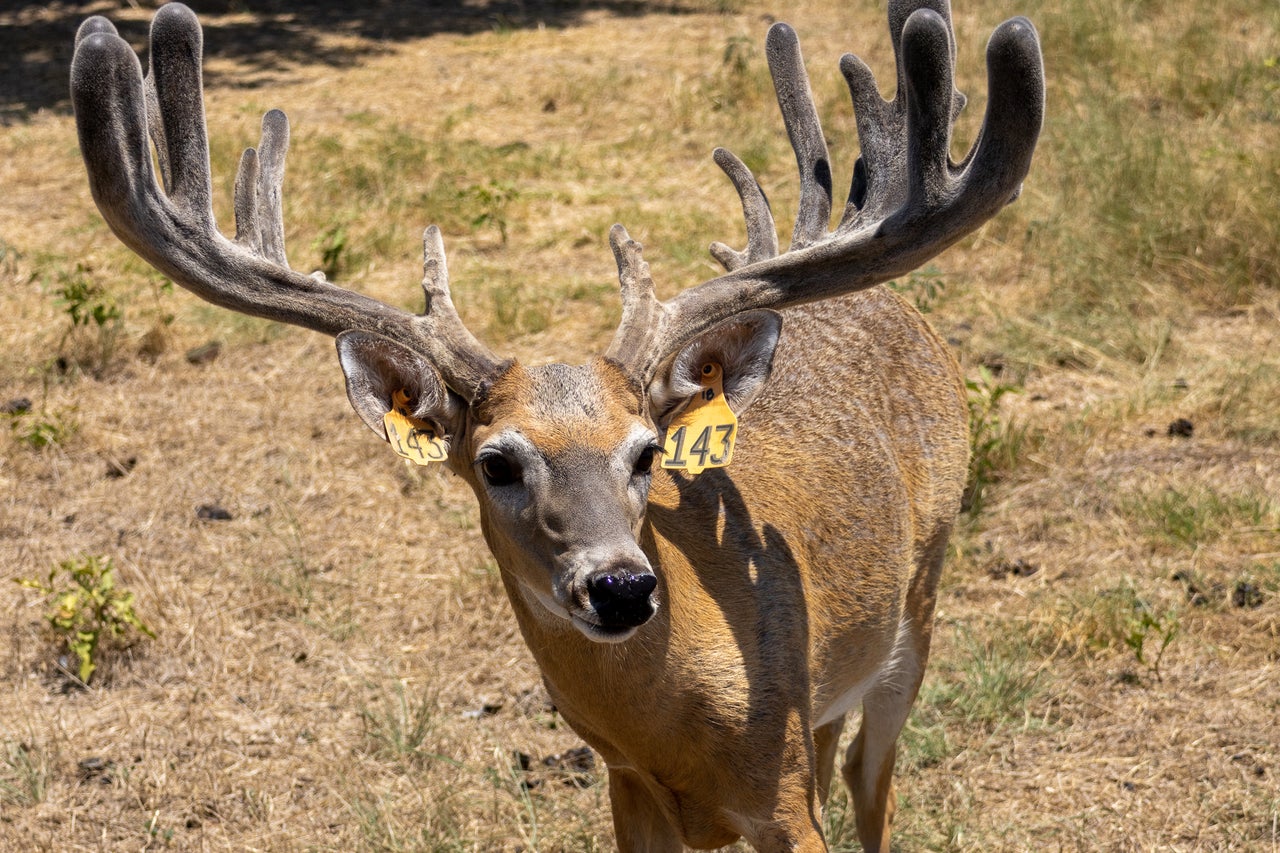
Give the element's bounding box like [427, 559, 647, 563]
[1, 0, 1277, 851]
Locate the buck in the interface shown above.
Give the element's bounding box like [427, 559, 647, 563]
[71, 2, 1042, 850]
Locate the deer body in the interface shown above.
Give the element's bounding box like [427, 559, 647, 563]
[70, 2, 1041, 849]
[451, 289, 967, 849]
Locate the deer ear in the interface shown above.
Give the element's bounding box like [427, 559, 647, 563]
[336, 331, 462, 444]
[648, 310, 782, 427]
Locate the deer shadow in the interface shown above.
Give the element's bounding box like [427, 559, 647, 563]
[646, 465, 820, 832]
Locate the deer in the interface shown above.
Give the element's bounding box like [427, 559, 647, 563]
[70, 1, 1042, 850]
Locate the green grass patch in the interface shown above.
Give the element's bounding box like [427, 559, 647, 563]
[0, 740, 51, 808]
[963, 366, 1035, 516]
[1123, 486, 1274, 550]
[922, 627, 1043, 729]
[359, 681, 444, 769]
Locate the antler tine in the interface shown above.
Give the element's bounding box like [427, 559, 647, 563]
[766, 23, 832, 251]
[605, 224, 665, 367]
[707, 23, 830, 271]
[71, 2, 503, 402]
[233, 109, 290, 265]
[606, 3, 1043, 386]
[419, 225, 510, 394]
[707, 148, 777, 272]
[146, 4, 215, 232]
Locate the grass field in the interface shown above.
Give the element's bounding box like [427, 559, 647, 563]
[2, 0, 1278, 850]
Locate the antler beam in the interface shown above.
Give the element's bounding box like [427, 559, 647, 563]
[71, 3, 503, 401]
[605, 0, 1044, 384]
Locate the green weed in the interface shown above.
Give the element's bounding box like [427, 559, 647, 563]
[1122, 605, 1179, 683]
[52, 262, 122, 375]
[462, 179, 519, 245]
[963, 366, 1028, 516]
[359, 681, 443, 768]
[313, 223, 351, 280]
[16, 555, 156, 684]
[142, 811, 175, 846]
[6, 406, 75, 450]
[54, 263, 119, 329]
[887, 265, 946, 314]
[0, 740, 50, 807]
[1064, 582, 1180, 682]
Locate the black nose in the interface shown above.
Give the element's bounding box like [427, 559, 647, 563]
[585, 567, 657, 630]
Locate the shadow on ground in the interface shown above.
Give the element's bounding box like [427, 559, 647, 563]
[1, 0, 702, 124]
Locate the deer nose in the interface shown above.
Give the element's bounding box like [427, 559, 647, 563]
[585, 567, 657, 630]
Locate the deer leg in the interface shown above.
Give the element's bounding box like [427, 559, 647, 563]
[843, 682, 911, 853]
[844, 524, 947, 853]
[741, 739, 829, 853]
[607, 767, 683, 853]
[813, 714, 847, 808]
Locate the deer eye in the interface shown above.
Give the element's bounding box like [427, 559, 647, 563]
[479, 454, 521, 487]
[632, 444, 660, 477]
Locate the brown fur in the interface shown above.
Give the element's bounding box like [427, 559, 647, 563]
[450, 287, 967, 851]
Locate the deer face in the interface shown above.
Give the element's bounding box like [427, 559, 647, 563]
[335, 311, 783, 644]
[464, 359, 661, 642]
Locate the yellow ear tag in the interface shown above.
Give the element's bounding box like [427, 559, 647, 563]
[661, 362, 737, 475]
[383, 389, 449, 465]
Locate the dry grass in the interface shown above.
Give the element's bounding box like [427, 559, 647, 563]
[2, 0, 1278, 850]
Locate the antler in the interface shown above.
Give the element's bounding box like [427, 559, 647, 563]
[71, 3, 504, 401]
[605, 0, 1044, 383]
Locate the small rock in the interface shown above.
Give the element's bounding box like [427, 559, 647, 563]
[543, 746, 595, 787]
[978, 353, 1006, 374]
[78, 756, 112, 783]
[989, 558, 1038, 580]
[511, 750, 541, 790]
[1232, 581, 1264, 609]
[2, 397, 32, 415]
[185, 341, 222, 365]
[105, 455, 137, 479]
[462, 698, 504, 719]
[1172, 570, 1213, 606]
[196, 504, 233, 521]
[1167, 418, 1194, 438]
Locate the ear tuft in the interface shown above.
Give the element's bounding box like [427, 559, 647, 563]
[650, 310, 782, 422]
[336, 331, 460, 439]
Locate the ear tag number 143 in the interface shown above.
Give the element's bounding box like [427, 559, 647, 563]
[662, 363, 737, 475]
[383, 389, 449, 465]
